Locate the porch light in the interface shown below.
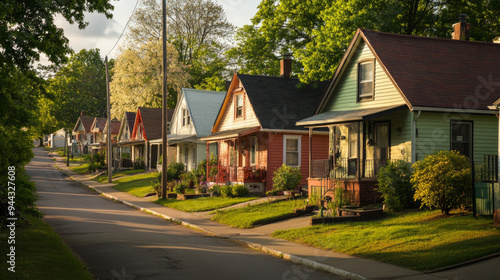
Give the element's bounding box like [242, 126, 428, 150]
[396, 127, 402, 136]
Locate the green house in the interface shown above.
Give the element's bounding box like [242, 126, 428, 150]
[297, 28, 499, 205]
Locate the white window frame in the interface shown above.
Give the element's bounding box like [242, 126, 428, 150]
[235, 93, 244, 118]
[357, 59, 375, 101]
[250, 136, 258, 166]
[283, 135, 301, 167]
[182, 108, 190, 127]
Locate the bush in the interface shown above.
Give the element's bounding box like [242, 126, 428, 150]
[167, 162, 185, 181]
[332, 187, 350, 210]
[93, 152, 106, 168]
[209, 185, 221, 196]
[86, 162, 101, 173]
[232, 184, 249, 197]
[377, 160, 414, 212]
[173, 182, 187, 194]
[411, 150, 472, 215]
[133, 158, 145, 170]
[272, 164, 302, 192]
[220, 185, 233, 198]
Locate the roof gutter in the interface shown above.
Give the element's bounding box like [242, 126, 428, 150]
[260, 128, 329, 135]
[411, 106, 496, 115]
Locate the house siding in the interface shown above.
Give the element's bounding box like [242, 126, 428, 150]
[170, 96, 196, 136]
[218, 80, 260, 132]
[415, 112, 498, 163]
[323, 41, 406, 112]
[370, 109, 413, 161]
[267, 132, 329, 191]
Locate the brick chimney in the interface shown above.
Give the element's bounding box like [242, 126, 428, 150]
[451, 14, 470, 41]
[280, 54, 292, 78]
[80, 110, 86, 116]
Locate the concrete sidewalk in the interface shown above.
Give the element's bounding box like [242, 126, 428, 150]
[49, 151, 498, 280]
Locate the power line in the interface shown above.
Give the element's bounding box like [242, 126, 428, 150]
[105, 0, 141, 57]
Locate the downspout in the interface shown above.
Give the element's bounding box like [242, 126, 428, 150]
[411, 110, 422, 163]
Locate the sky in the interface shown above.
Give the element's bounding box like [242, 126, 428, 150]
[51, 0, 262, 62]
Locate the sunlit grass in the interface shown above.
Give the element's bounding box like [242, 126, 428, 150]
[155, 196, 258, 212]
[93, 169, 146, 183]
[272, 210, 500, 271]
[112, 173, 158, 197]
[212, 198, 306, 228]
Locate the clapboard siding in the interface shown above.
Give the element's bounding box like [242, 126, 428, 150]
[218, 79, 260, 132]
[266, 132, 329, 191]
[323, 41, 406, 112]
[415, 112, 498, 162]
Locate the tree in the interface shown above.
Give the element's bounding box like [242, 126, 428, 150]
[0, 0, 115, 223]
[126, 0, 234, 91]
[48, 49, 109, 130]
[230, 0, 500, 83]
[411, 151, 472, 215]
[110, 40, 190, 118]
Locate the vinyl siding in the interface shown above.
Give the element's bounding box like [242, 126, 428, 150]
[415, 112, 498, 163]
[323, 41, 406, 112]
[218, 80, 260, 132]
[170, 96, 196, 135]
[370, 109, 413, 161]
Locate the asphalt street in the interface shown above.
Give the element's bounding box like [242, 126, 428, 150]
[26, 147, 337, 280]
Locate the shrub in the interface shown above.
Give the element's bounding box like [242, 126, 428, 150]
[93, 152, 106, 168]
[167, 162, 185, 181]
[220, 185, 233, 198]
[209, 185, 221, 196]
[173, 182, 187, 194]
[272, 164, 302, 192]
[133, 158, 145, 170]
[86, 162, 101, 173]
[180, 171, 196, 187]
[232, 184, 249, 197]
[377, 160, 414, 212]
[411, 150, 472, 215]
[332, 187, 350, 210]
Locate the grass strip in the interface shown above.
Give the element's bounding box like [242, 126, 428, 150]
[155, 196, 258, 212]
[271, 210, 500, 271]
[93, 169, 146, 183]
[0, 215, 93, 280]
[211, 198, 306, 228]
[112, 173, 158, 197]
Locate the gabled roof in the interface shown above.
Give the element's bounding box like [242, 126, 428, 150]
[90, 117, 107, 133]
[132, 107, 174, 141]
[318, 29, 500, 114]
[103, 118, 121, 135]
[73, 116, 94, 133]
[117, 112, 136, 141]
[182, 88, 225, 137]
[213, 73, 329, 132]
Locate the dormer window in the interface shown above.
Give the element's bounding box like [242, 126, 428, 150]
[182, 108, 190, 126]
[235, 94, 243, 118]
[357, 60, 375, 101]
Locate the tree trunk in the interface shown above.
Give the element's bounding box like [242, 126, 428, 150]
[38, 137, 45, 147]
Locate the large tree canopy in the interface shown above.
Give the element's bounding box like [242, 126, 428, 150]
[229, 0, 500, 83]
[110, 40, 190, 118]
[125, 0, 234, 90]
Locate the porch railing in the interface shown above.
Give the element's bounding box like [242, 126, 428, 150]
[311, 158, 387, 179]
[207, 165, 267, 184]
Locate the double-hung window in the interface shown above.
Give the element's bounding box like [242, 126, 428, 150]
[182, 108, 190, 126]
[235, 94, 243, 118]
[250, 137, 258, 166]
[358, 60, 375, 101]
[283, 135, 301, 167]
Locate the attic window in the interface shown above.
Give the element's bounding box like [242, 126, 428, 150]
[182, 108, 190, 126]
[357, 60, 375, 101]
[235, 93, 244, 118]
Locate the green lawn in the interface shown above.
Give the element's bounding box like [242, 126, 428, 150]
[272, 210, 500, 271]
[0, 215, 93, 279]
[155, 196, 258, 212]
[112, 173, 158, 197]
[212, 198, 306, 228]
[93, 169, 146, 183]
[69, 162, 92, 174]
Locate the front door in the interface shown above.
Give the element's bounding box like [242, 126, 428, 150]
[374, 122, 390, 174]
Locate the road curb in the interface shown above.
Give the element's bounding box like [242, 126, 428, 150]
[55, 164, 366, 280]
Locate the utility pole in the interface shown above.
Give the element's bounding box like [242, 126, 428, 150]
[105, 56, 112, 183]
[161, 0, 168, 199]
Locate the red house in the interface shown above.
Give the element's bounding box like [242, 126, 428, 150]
[201, 60, 330, 194]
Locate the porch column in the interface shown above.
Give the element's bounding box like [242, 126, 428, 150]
[356, 122, 361, 180]
[309, 127, 313, 179]
[206, 141, 210, 182]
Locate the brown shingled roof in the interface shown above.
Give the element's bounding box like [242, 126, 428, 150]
[134, 107, 174, 141]
[73, 116, 95, 133]
[360, 29, 500, 111]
